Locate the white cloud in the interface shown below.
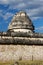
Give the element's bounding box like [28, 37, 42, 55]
[0, 10, 3, 13]
[0, 0, 9, 4]
[36, 26, 43, 30]
[0, 0, 43, 20]
[0, 0, 23, 4]
[0, 12, 14, 20]
[25, 8, 39, 17]
[31, 17, 41, 20]
[15, 3, 26, 9]
[3, 12, 14, 20]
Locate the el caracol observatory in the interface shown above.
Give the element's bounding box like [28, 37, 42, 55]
[8, 11, 34, 33]
[0, 11, 43, 62]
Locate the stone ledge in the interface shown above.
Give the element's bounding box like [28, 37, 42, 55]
[0, 36, 43, 44]
[0, 32, 43, 38]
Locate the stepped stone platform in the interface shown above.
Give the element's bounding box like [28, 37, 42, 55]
[0, 11, 43, 63]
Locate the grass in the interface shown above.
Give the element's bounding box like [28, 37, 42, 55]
[0, 60, 14, 65]
[0, 60, 43, 65]
[17, 60, 43, 65]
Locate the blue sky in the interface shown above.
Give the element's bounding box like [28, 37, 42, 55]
[0, 0, 43, 33]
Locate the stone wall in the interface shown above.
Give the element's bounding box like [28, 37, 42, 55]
[0, 45, 43, 62]
[0, 36, 43, 44]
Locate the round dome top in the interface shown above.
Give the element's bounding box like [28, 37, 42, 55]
[8, 11, 34, 33]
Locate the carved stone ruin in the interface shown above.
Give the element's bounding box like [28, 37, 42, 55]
[0, 11, 43, 62]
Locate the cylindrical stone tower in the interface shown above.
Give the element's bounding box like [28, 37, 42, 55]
[8, 11, 34, 34]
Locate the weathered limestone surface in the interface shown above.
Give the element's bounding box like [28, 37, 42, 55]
[8, 11, 34, 33]
[0, 45, 43, 62]
[0, 36, 43, 44]
[0, 11, 43, 62]
[0, 32, 43, 38]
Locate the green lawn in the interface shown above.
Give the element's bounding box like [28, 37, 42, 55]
[0, 60, 43, 65]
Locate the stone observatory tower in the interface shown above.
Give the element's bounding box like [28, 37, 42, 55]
[0, 11, 43, 64]
[8, 11, 34, 33]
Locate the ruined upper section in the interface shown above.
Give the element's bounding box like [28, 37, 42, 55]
[8, 11, 34, 33]
[0, 11, 43, 44]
